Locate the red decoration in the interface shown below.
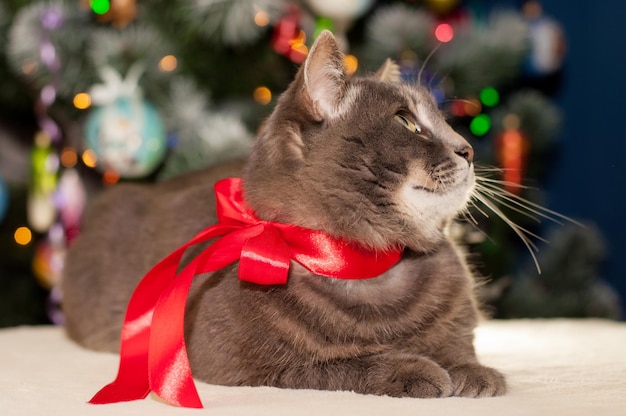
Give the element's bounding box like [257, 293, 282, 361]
[89, 178, 403, 408]
[496, 129, 530, 194]
[271, 7, 308, 63]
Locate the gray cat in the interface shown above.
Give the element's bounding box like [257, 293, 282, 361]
[62, 31, 506, 399]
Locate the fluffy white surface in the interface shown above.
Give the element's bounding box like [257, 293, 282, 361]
[1, 319, 624, 415]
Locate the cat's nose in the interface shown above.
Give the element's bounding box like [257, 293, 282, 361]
[455, 146, 474, 165]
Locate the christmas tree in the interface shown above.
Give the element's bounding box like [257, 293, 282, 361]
[0, 0, 619, 326]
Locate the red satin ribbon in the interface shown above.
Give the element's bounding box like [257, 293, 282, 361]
[89, 177, 403, 408]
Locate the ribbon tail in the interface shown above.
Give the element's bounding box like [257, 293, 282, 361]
[89, 224, 238, 406]
[148, 228, 261, 408]
[88, 357, 150, 404]
[148, 262, 203, 408]
[89, 250, 183, 404]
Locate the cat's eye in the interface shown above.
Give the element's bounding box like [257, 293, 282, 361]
[394, 114, 423, 136]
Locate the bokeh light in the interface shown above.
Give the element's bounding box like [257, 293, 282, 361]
[344, 54, 358, 75]
[103, 169, 120, 185]
[90, 0, 110, 15]
[480, 87, 500, 107]
[81, 149, 98, 168]
[470, 114, 491, 136]
[73, 92, 91, 110]
[434, 23, 454, 43]
[253, 86, 272, 105]
[21, 60, 38, 75]
[158, 55, 177, 72]
[451, 100, 466, 117]
[14, 226, 32, 246]
[60, 147, 78, 168]
[254, 11, 270, 27]
[463, 98, 482, 117]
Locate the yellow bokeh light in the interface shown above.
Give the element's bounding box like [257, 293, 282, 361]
[60, 147, 78, 168]
[14, 227, 32, 246]
[254, 11, 270, 27]
[159, 55, 177, 72]
[73, 92, 92, 110]
[82, 149, 98, 168]
[344, 54, 358, 75]
[253, 86, 272, 105]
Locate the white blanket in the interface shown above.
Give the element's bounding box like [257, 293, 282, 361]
[1, 319, 624, 415]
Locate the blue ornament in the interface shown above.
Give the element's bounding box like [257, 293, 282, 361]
[84, 97, 167, 178]
[0, 175, 8, 222]
[523, 15, 566, 76]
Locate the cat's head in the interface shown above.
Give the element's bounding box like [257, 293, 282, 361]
[244, 31, 475, 253]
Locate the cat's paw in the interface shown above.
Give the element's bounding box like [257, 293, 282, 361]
[367, 356, 453, 398]
[448, 363, 506, 398]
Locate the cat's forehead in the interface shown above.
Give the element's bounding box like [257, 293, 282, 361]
[400, 84, 439, 110]
[354, 78, 437, 107]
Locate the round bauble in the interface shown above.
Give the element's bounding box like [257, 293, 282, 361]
[84, 97, 167, 178]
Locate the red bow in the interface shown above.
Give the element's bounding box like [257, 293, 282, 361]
[89, 178, 403, 408]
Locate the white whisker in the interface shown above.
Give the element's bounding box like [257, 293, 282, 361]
[475, 177, 584, 227]
[468, 199, 490, 219]
[468, 170, 585, 274]
[475, 175, 534, 190]
[461, 206, 480, 225]
[474, 183, 546, 224]
[471, 191, 543, 273]
[417, 43, 441, 86]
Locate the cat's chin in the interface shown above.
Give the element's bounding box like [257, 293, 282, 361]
[396, 171, 475, 249]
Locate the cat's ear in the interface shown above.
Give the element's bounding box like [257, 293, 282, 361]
[375, 59, 402, 84]
[303, 30, 347, 121]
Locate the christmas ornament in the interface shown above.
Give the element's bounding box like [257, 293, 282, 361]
[56, 168, 87, 243]
[47, 286, 65, 325]
[313, 16, 334, 38]
[305, 0, 374, 51]
[495, 114, 529, 194]
[35, 6, 64, 142]
[28, 131, 59, 233]
[89, 178, 403, 408]
[271, 6, 308, 63]
[84, 65, 167, 178]
[0, 175, 8, 223]
[522, 1, 565, 76]
[32, 223, 66, 289]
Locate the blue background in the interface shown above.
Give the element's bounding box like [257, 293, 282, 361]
[487, 0, 626, 315]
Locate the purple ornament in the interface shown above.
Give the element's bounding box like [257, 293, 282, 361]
[39, 39, 60, 71]
[40, 84, 56, 106]
[39, 116, 61, 142]
[40, 7, 64, 31]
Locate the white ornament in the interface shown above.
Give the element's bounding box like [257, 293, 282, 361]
[306, 0, 374, 21]
[305, 0, 374, 51]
